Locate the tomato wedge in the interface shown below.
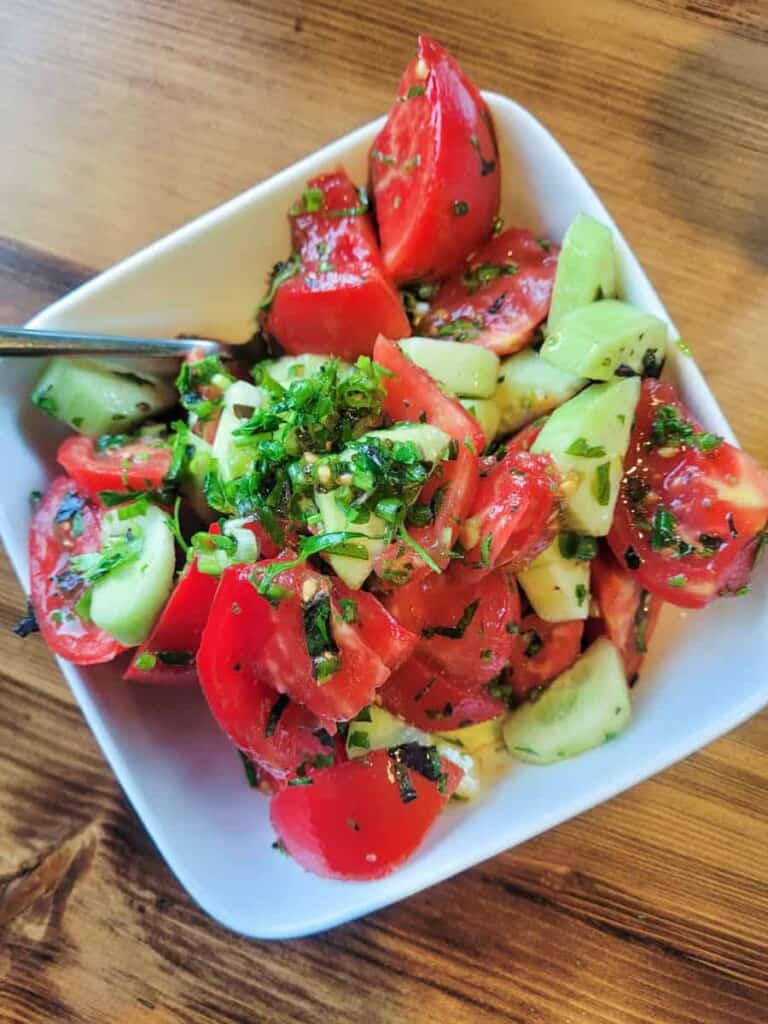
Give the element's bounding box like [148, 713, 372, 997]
[124, 557, 219, 685]
[507, 615, 584, 703]
[374, 334, 487, 454]
[28, 476, 125, 665]
[332, 581, 417, 671]
[460, 448, 560, 575]
[608, 379, 768, 608]
[386, 567, 520, 686]
[422, 229, 559, 354]
[271, 747, 462, 879]
[263, 170, 410, 360]
[197, 565, 331, 777]
[380, 653, 506, 729]
[369, 35, 500, 283]
[57, 434, 172, 498]
[587, 546, 663, 680]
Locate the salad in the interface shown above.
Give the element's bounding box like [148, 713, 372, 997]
[24, 36, 768, 882]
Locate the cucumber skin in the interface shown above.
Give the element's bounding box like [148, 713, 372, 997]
[547, 214, 617, 331]
[541, 299, 668, 381]
[502, 637, 630, 765]
[494, 349, 586, 437]
[517, 537, 590, 622]
[32, 357, 175, 437]
[400, 337, 500, 398]
[89, 505, 176, 647]
[531, 378, 641, 536]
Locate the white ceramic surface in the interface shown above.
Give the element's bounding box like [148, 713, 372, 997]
[4, 93, 767, 939]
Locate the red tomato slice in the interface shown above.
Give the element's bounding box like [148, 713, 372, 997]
[369, 35, 500, 283]
[386, 567, 520, 686]
[57, 434, 172, 498]
[199, 562, 393, 725]
[197, 565, 331, 777]
[374, 443, 479, 586]
[587, 546, 663, 681]
[270, 747, 462, 880]
[332, 581, 417, 671]
[508, 615, 584, 703]
[460, 449, 560, 575]
[422, 229, 559, 354]
[28, 476, 126, 665]
[264, 170, 410, 360]
[123, 558, 219, 685]
[608, 380, 768, 608]
[374, 333, 487, 454]
[380, 653, 505, 729]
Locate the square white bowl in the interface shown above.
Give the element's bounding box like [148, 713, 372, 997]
[4, 93, 767, 939]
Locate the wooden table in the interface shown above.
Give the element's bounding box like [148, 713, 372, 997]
[1, 2, 766, 1021]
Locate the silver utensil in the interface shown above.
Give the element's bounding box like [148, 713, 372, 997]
[0, 326, 227, 358]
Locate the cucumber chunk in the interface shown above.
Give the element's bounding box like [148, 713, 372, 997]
[502, 637, 630, 764]
[399, 337, 500, 398]
[315, 490, 387, 590]
[265, 354, 347, 385]
[435, 717, 504, 755]
[517, 537, 591, 621]
[346, 705, 480, 799]
[494, 349, 586, 437]
[460, 397, 501, 442]
[212, 380, 266, 482]
[360, 423, 451, 465]
[180, 433, 215, 523]
[541, 299, 667, 381]
[32, 358, 175, 436]
[547, 214, 617, 331]
[89, 504, 176, 647]
[531, 378, 640, 535]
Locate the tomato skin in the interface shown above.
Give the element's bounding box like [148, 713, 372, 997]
[608, 380, 768, 608]
[264, 171, 410, 360]
[460, 449, 560, 576]
[386, 567, 520, 686]
[57, 435, 172, 498]
[422, 229, 559, 355]
[29, 476, 126, 665]
[197, 565, 330, 777]
[123, 558, 219, 685]
[588, 547, 663, 680]
[270, 748, 462, 880]
[508, 615, 584, 703]
[374, 444, 479, 587]
[374, 334, 487, 454]
[380, 653, 505, 729]
[370, 35, 500, 283]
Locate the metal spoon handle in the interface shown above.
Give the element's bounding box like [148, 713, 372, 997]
[0, 326, 224, 358]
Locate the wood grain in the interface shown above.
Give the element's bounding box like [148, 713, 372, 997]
[0, 2, 766, 1022]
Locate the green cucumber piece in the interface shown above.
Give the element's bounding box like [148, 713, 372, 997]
[503, 637, 630, 764]
[360, 423, 451, 465]
[541, 299, 667, 381]
[212, 380, 266, 482]
[180, 433, 215, 522]
[265, 354, 348, 384]
[346, 705, 479, 799]
[435, 717, 504, 755]
[494, 349, 586, 436]
[32, 358, 175, 436]
[517, 537, 591, 622]
[315, 490, 387, 590]
[399, 337, 500, 398]
[89, 505, 176, 646]
[460, 397, 500, 442]
[531, 378, 640, 535]
[547, 214, 617, 331]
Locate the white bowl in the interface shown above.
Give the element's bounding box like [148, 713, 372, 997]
[4, 93, 767, 939]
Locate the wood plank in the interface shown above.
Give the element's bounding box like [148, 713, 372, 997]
[0, 2, 766, 1021]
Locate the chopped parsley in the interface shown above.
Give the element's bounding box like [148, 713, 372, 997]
[238, 751, 260, 788]
[348, 730, 370, 750]
[406, 84, 425, 98]
[339, 598, 358, 623]
[625, 546, 641, 571]
[461, 262, 518, 293]
[265, 693, 290, 738]
[566, 438, 607, 458]
[453, 200, 469, 216]
[258, 253, 302, 311]
[667, 573, 687, 588]
[575, 583, 588, 607]
[558, 533, 598, 561]
[421, 600, 479, 640]
[594, 462, 611, 506]
[303, 591, 341, 683]
[649, 404, 722, 453]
